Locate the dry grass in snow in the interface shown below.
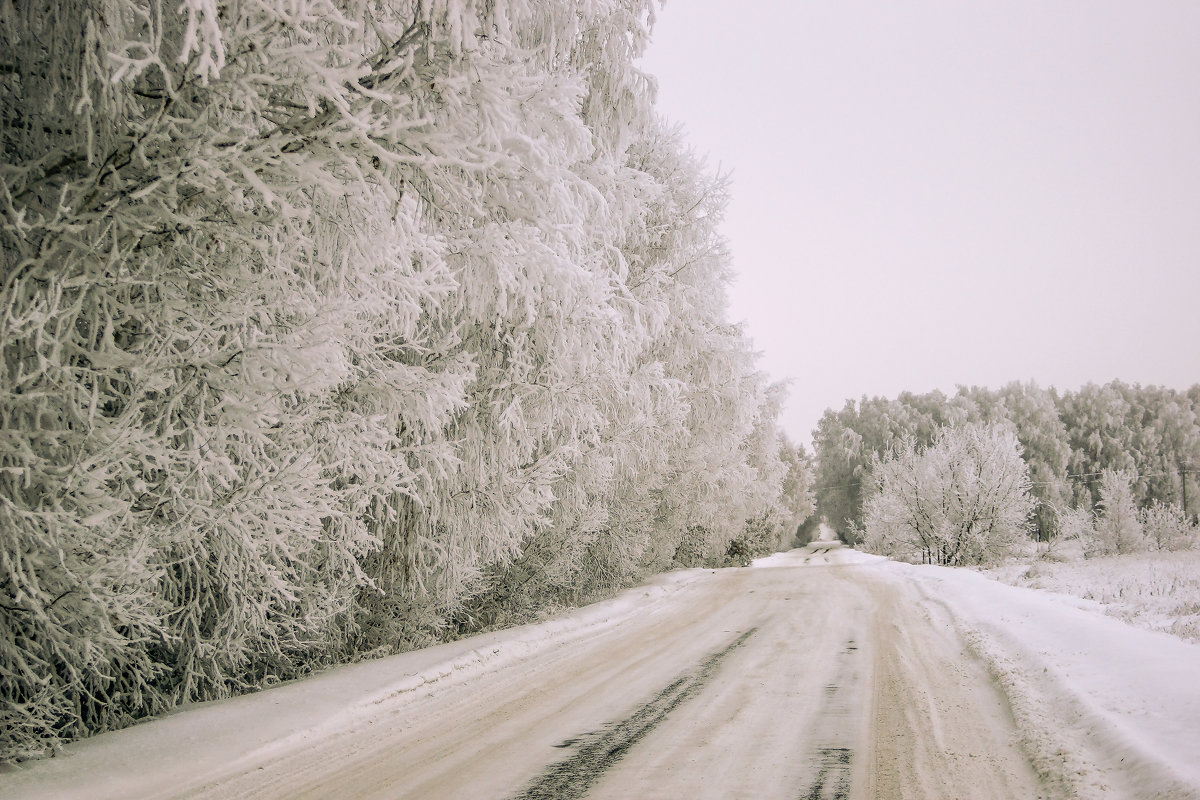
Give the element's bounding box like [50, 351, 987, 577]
[982, 548, 1200, 643]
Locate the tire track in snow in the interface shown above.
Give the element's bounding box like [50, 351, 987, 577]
[510, 627, 758, 800]
[801, 638, 863, 800]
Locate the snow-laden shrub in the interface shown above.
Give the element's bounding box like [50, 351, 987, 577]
[725, 513, 779, 566]
[862, 424, 1035, 566]
[673, 526, 711, 568]
[1037, 508, 1088, 562]
[1141, 502, 1199, 552]
[1057, 505, 1097, 544]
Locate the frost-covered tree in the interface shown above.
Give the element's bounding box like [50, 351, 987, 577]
[1083, 470, 1146, 557]
[1057, 384, 1139, 509]
[819, 381, 1200, 548]
[777, 437, 817, 545]
[813, 390, 968, 540]
[812, 406, 869, 542]
[2, 0, 795, 761]
[862, 425, 1035, 566]
[1070, 487, 1197, 556]
[957, 383, 1072, 541]
[720, 388, 813, 564]
[1053, 383, 1200, 513]
[442, 114, 790, 624]
[3, 0, 455, 751]
[1150, 397, 1200, 520]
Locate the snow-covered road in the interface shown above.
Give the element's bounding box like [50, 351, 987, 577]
[6, 545, 1200, 800]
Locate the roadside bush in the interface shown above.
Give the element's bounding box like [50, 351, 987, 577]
[1142, 502, 1199, 551]
[861, 424, 1035, 566]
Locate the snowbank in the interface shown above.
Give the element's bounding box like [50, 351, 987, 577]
[893, 561, 1200, 799]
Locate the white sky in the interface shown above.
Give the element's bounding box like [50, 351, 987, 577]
[639, 0, 1200, 447]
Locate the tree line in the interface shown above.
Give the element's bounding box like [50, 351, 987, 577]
[0, 0, 813, 760]
[814, 382, 1200, 555]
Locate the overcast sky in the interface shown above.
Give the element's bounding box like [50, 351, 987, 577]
[638, 0, 1200, 447]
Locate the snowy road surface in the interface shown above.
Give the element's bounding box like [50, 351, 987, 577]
[5, 545, 1200, 800]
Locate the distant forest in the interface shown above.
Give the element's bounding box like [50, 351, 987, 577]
[0, 1, 813, 760]
[814, 381, 1200, 543]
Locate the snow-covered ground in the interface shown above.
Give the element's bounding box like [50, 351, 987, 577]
[891, 558, 1200, 799]
[4, 545, 1199, 799]
[982, 549, 1200, 643]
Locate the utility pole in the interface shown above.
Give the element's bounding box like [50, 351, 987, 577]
[1181, 457, 1192, 523]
